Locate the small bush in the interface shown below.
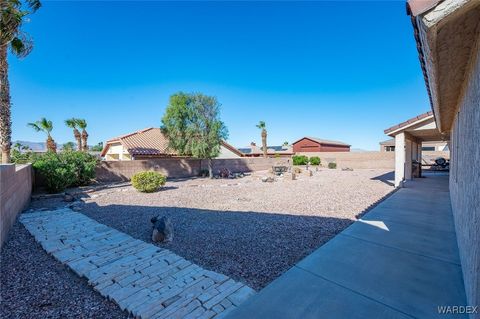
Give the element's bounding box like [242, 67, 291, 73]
[309, 156, 321, 166]
[33, 151, 98, 193]
[199, 169, 209, 177]
[292, 155, 308, 165]
[132, 171, 166, 193]
[328, 162, 337, 169]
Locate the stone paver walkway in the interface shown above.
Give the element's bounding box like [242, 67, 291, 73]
[20, 208, 255, 319]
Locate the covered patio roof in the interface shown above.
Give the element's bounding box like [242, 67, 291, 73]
[384, 111, 449, 142]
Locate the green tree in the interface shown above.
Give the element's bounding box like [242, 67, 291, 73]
[65, 118, 82, 150]
[161, 92, 228, 178]
[256, 121, 267, 158]
[0, 0, 41, 163]
[90, 142, 103, 152]
[28, 117, 56, 153]
[62, 141, 75, 151]
[75, 118, 88, 151]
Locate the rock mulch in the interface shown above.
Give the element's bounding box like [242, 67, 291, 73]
[0, 219, 128, 319]
[20, 208, 255, 319]
[80, 169, 394, 290]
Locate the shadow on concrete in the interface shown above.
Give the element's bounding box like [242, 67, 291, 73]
[370, 170, 395, 187]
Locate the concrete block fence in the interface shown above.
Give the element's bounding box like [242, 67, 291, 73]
[0, 164, 33, 248]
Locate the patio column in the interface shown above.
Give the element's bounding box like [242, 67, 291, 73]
[405, 138, 413, 181]
[395, 132, 406, 187]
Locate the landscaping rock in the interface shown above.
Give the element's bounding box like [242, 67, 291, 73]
[261, 176, 274, 183]
[63, 193, 75, 202]
[342, 167, 354, 171]
[151, 216, 174, 243]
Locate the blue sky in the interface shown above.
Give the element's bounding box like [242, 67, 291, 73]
[9, 1, 430, 150]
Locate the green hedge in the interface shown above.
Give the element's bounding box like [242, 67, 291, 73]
[292, 155, 309, 165]
[33, 151, 97, 193]
[309, 156, 321, 166]
[132, 171, 166, 193]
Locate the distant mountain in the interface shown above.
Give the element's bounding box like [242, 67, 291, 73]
[13, 140, 81, 152]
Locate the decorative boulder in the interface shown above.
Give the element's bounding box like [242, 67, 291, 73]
[261, 176, 275, 183]
[151, 216, 174, 243]
[63, 193, 75, 202]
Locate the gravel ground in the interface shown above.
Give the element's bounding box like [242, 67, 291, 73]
[0, 220, 129, 319]
[1, 169, 394, 319]
[78, 168, 394, 290]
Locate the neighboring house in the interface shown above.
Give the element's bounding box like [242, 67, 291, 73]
[406, 0, 479, 308]
[292, 137, 350, 153]
[100, 127, 243, 160]
[379, 138, 449, 152]
[237, 142, 294, 157]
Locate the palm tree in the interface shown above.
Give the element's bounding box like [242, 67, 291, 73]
[0, 0, 41, 163]
[28, 117, 56, 153]
[76, 118, 88, 151]
[256, 121, 268, 158]
[65, 118, 82, 151]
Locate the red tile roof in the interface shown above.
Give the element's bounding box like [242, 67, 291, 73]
[407, 0, 443, 17]
[101, 128, 175, 157]
[101, 127, 243, 157]
[384, 111, 433, 135]
[292, 137, 350, 147]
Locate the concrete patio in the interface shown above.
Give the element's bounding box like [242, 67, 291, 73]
[226, 174, 468, 319]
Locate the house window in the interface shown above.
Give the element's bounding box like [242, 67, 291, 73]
[385, 146, 395, 152]
[422, 146, 435, 151]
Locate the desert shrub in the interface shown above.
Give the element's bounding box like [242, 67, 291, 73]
[33, 151, 98, 193]
[11, 149, 38, 164]
[132, 171, 166, 193]
[309, 156, 321, 166]
[292, 155, 308, 165]
[328, 162, 337, 169]
[33, 152, 76, 193]
[61, 151, 98, 186]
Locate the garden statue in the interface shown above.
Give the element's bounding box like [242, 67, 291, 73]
[151, 216, 174, 243]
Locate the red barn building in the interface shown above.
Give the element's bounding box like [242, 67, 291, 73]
[292, 137, 350, 153]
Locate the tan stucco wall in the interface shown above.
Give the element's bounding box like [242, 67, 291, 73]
[216, 145, 242, 159]
[449, 38, 480, 310]
[105, 142, 131, 161]
[296, 151, 395, 169]
[0, 164, 32, 248]
[96, 157, 289, 182]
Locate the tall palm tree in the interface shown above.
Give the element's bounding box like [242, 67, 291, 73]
[65, 118, 82, 151]
[76, 118, 88, 151]
[28, 117, 56, 153]
[1, 0, 41, 163]
[256, 121, 267, 158]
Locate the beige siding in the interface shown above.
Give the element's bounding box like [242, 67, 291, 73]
[449, 40, 480, 309]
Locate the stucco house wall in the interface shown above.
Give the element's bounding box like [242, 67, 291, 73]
[105, 142, 131, 161]
[449, 38, 480, 310]
[292, 138, 350, 153]
[216, 145, 242, 159]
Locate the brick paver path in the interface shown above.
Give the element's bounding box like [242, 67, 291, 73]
[20, 208, 255, 319]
